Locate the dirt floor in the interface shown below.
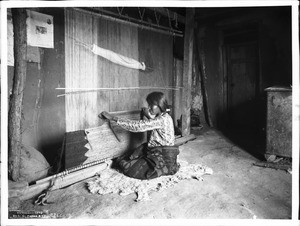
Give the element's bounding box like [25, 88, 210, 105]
[9, 128, 292, 219]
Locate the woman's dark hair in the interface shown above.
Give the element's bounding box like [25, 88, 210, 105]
[146, 92, 169, 113]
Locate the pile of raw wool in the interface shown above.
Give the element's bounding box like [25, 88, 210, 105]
[87, 160, 213, 202]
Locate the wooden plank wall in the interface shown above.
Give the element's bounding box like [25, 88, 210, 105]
[65, 9, 174, 132]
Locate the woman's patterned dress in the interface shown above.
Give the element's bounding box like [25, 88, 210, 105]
[116, 113, 179, 180]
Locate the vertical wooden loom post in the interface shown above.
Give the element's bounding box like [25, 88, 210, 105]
[8, 9, 28, 181]
[181, 8, 195, 136]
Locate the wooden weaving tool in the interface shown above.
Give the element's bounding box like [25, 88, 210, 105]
[98, 113, 121, 142]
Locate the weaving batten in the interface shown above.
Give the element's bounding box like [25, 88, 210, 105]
[91, 44, 146, 70]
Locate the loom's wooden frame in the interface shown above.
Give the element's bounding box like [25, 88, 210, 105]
[182, 8, 195, 136]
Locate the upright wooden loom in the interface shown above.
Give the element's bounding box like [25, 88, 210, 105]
[10, 110, 196, 201]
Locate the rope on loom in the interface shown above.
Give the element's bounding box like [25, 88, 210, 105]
[138, 7, 146, 23]
[154, 9, 161, 27]
[167, 9, 175, 36]
[173, 12, 178, 28]
[117, 7, 124, 16]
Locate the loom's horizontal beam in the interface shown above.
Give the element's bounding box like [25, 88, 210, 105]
[91, 7, 184, 33]
[56, 86, 182, 90]
[56, 86, 183, 97]
[74, 8, 183, 38]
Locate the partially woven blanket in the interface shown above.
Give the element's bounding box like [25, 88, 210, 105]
[87, 160, 213, 202]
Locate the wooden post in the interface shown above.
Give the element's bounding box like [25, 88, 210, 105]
[181, 8, 195, 136]
[195, 31, 214, 128]
[8, 9, 28, 181]
[173, 58, 183, 128]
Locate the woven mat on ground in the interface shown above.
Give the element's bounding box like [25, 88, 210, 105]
[87, 160, 213, 202]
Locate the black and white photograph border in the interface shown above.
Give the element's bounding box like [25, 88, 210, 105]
[1, 0, 299, 226]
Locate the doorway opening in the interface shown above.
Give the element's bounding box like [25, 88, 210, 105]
[223, 23, 260, 129]
[222, 23, 264, 159]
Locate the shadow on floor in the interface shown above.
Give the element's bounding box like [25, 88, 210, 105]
[190, 122, 266, 161]
[220, 126, 266, 161]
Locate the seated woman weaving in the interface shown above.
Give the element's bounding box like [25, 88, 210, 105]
[101, 91, 179, 180]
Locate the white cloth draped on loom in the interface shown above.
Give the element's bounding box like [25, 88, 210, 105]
[91, 44, 146, 71]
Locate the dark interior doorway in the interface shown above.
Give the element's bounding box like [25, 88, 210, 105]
[226, 42, 259, 128]
[224, 23, 260, 129]
[222, 23, 265, 159]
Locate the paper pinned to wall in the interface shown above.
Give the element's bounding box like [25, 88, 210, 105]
[26, 10, 53, 48]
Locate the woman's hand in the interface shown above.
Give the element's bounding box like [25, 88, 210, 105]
[141, 107, 151, 119]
